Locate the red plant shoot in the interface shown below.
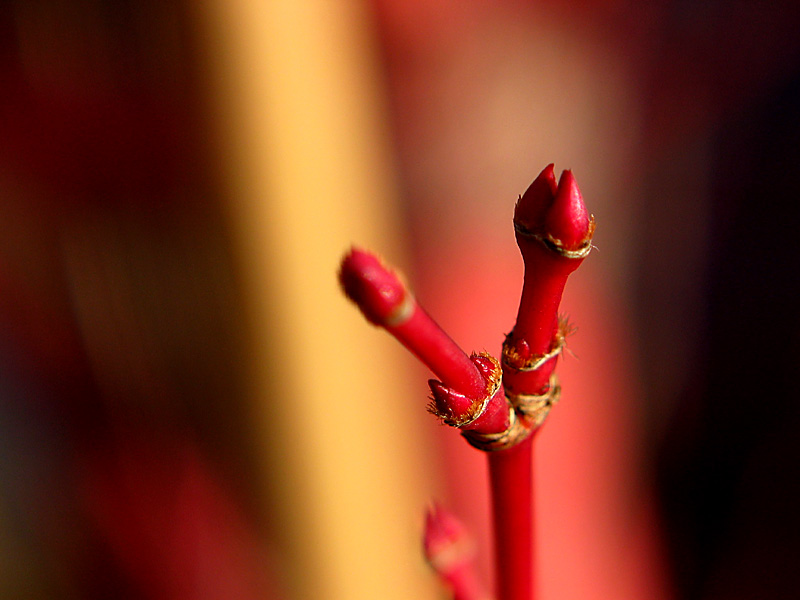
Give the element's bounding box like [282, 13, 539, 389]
[340, 248, 483, 397]
[505, 166, 594, 397]
[490, 165, 595, 600]
[339, 248, 509, 434]
[338, 165, 594, 600]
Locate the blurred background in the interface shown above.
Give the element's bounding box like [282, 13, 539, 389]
[1, 1, 799, 599]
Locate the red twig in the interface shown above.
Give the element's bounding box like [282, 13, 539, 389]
[339, 248, 484, 397]
[488, 438, 533, 600]
[504, 165, 594, 396]
[338, 165, 594, 600]
[339, 249, 510, 434]
[492, 165, 594, 600]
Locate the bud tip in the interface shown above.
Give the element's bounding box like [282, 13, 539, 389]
[514, 163, 558, 232]
[339, 247, 410, 326]
[423, 503, 469, 561]
[545, 169, 592, 250]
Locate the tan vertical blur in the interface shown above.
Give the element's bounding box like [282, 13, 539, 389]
[190, 1, 439, 599]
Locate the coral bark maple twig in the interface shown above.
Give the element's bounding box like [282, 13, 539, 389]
[339, 249, 510, 434]
[492, 165, 595, 600]
[338, 165, 594, 600]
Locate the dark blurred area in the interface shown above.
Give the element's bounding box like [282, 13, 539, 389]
[625, 4, 800, 598]
[0, 2, 264, 598]
[1, 1, 800, 599]
[647, 63, 800, 600]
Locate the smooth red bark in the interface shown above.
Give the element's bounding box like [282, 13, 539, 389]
[489, 436, 534, 600]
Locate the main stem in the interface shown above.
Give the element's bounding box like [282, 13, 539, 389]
[489, 436, 534, 600]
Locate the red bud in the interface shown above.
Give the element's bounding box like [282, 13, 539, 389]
[423, 503, 470, 560]
[428, 380, 474, 422]
[339, 247, 409, 326]
[545, 170, 592, 251]
[514, 163, 557, 233]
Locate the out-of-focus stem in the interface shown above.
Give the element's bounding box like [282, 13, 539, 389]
[424, 504, 490, 600]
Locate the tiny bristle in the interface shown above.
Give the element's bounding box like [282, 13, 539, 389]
[557, 314, 578, 359]
[557, 314, 577, 338]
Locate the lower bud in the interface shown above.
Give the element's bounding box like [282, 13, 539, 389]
[423, 503, 474, 572]
[428, 353, 505, 430]
[429, 380, 475, 427]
